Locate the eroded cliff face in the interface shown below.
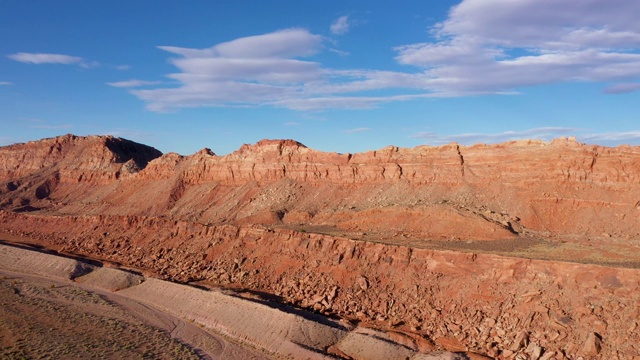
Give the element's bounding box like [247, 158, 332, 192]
[0, 134, 162, 211]
[3, 135, 639, 241]
[2, 211, 638, 359]
[2, 135, 640, 358]
[0, 134, 161, 182]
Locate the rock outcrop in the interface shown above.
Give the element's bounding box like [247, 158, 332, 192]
[2, 135, 640, 241]
[0, 134, 161, 212]
[0, 134, 161, 183]
[2, 134, 640, 359]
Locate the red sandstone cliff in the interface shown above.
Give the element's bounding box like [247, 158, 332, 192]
[0, 134, 161, 211]
[2, 134, 640, 241]
[2, 134, 640, 358]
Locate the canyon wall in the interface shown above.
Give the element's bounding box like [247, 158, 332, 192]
[2, 134, 640, 358]
[2, 135, 640, 240]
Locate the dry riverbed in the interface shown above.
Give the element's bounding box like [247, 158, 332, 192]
[0, 251, 271, 360]
[0, 243, 475, 360]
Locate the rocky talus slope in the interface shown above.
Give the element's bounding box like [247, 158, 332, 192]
[2, 134, 640, 359]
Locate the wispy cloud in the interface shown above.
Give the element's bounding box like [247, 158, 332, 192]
[345, 127, 371, 134]
[411, 127, 580, 145]
[29, 124, 73, 129]
[0, 137, 12, 146]
[411, 127, 640, 146]
[603, 82, 640, 94]
[131, 28, 324, 112]
[0, 81, 12, 86]
[328, 48, 350, 56]
[330, 16, 351, 35]
[581, 131, 640, 142]
[7, 52, 99, 68]
[107, 79, 162, 88]
[394, 0, 640, 94]
[8, 52, 82, 64]
[116, 1, 640, 112]
[115, 65, 131, 71]
[284, 121, 300, 126]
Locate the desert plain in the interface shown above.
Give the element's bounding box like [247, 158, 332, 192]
[1, 134, 640, 359]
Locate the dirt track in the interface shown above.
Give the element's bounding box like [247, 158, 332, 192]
[0, 243, 272, 360]
[0, 271, 204, 359]
[0, 269, 272, 360]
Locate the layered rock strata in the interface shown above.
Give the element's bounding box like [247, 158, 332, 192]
[2, 134, 640, 359]
[2, 135, 640, 241]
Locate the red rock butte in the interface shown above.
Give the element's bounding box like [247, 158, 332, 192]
[1, 133, 640, 358]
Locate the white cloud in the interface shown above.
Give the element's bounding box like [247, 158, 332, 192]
[0, 81, 12, 86]
[345, 127, 371, 134]
[394, 0, 640, 94]
[581, 131, 640, 142]
[438, 0, 640, 49]
[29, 124, 73, 129]
[273, 93, 448, 111]
[80, 61, 100, 69]
[284, 121, 300, 126]
[603, 82, 640, 94]
[330, 16, 350, 35]
[8, 52, 83, 64]
[158, 28, 322, 59]
[411, 127, 640, 146]
[115, 65, 131, 70]
[107, 79, 162, 88]
[118, 3, 640, 112]
[7, 52, 99, 68]
[328, 48, 350, 56]
[131, 29, 327, 111]
[411, 127, 580, 145]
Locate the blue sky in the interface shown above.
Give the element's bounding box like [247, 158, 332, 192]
[2, 0, 640, 155]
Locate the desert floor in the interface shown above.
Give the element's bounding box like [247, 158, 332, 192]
[0, 268, 271, 360]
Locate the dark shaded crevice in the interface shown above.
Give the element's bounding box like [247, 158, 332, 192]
[455, 145, 465, 176]
[104, 137, 163, 171]
[6, 182, 18, 192]
[590, 148, 599, 172]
